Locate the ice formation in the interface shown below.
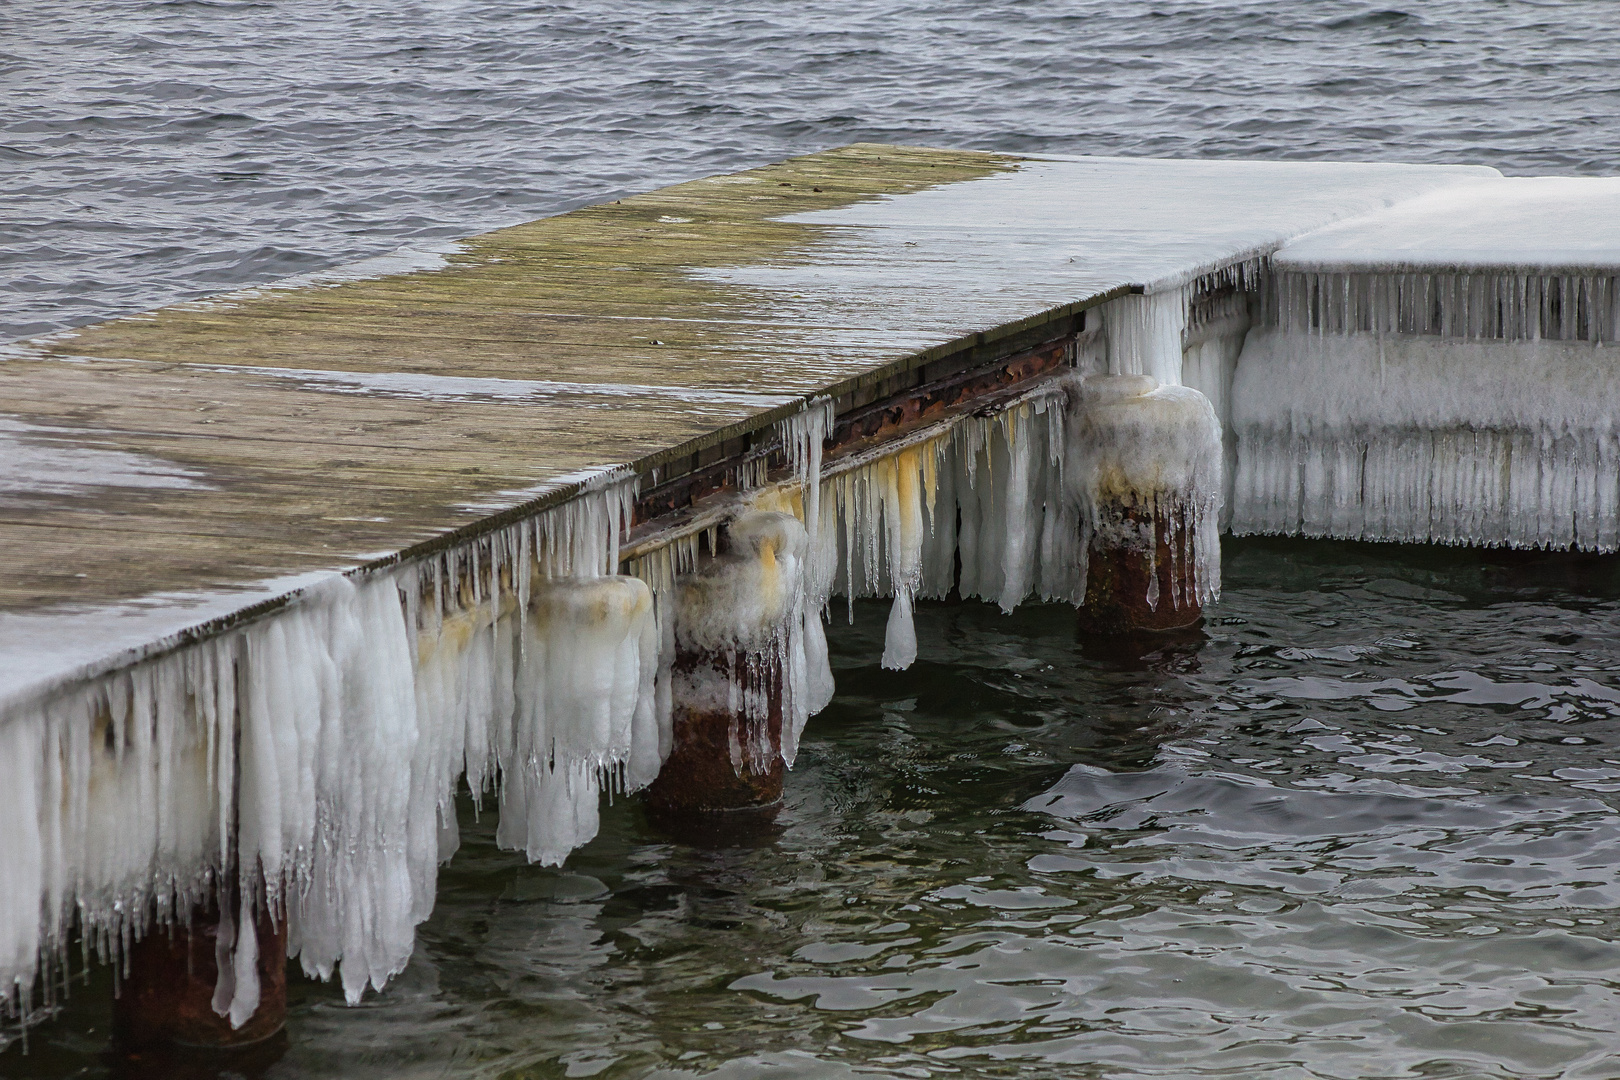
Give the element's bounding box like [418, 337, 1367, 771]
[820, 402, 1062, 666]
[1101, 289, 1193, 386]
[1231, 325, 1620, 550]
[774, 399, 839, 750]
[0, 416, 212, 500]
[1, 474, 663, 1028]
[0, 358, 1231, 1035]
[816, 373, 1222, 665]
[701, 156, 1497, 354]
[1080, 243, 1620, 559]
[1064, 375, 1223, 612]
[1076, 264, 1261, 427]
[1264, 270, 1620, 345]
[1269, 176, 1620, 276]
[823, 441, 942, 670]
[25, 155, 1620, 1050]
[938, 400, 1076, 613]
[1231, 264, 1620, 548]
[1227, 176, 1620, 549]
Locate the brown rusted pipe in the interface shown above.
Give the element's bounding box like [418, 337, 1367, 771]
[113, 899, 287, 1050]
[1080, 504, 1205, 634]
[644, 644, 785, 816]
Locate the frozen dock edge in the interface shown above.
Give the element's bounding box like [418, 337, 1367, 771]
[0, 145, 1495, 710]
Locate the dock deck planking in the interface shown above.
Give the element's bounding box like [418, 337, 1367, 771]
[0, 144, 1496, 703]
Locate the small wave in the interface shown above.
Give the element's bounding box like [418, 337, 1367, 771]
[1321, 9, 1421, 31]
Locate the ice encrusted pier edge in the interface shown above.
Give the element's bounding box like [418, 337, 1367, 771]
[0, 278, 1108, 1038]
[9, 150, 1543, 1046]
[0, 380, 909, 1029]
[1228, 176, 1620, 551]
[3, 347, 1187, 1034]
[0, 263, 1335, 1040]
[0, 464, 667, 1029]
[0, 370, 863, 1019]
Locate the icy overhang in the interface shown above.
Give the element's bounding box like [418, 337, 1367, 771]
[1273, 176, 1620, 275]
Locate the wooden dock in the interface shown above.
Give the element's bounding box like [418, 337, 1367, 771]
[19, 142, 1606, 1049]
[0, 144, 1493, 708]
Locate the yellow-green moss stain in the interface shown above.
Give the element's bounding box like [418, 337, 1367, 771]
[2, 145, 1019, 612]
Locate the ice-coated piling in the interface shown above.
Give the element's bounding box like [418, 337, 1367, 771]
[645, 511, 818, 818]
[1064, 374, 1222, 632]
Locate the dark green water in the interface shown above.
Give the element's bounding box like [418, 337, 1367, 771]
[12, 538, 1620, 1080]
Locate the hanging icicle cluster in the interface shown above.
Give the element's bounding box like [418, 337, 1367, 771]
[1265, 270, 1620, 343]
[1, 641, 235, 1031]
[815, 377, 1219, 667]
[0, 472, 662, 1031]
[1232, 268, 1620, 550]
[1231, 328, 1620, 550]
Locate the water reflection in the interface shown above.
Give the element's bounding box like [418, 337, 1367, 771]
[107, 1032, 288, 1080]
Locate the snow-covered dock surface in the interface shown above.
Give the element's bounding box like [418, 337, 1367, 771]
[1273, 176, 1620, 274]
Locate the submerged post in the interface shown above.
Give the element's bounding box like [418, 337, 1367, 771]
[1066, 374, 1223, 633]
[645, 511, 809, 821]
[113, 898, 287, 1049]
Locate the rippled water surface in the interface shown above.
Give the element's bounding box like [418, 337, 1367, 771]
[6, 0, 1620, 340]
[10, 539, 1620, 1078]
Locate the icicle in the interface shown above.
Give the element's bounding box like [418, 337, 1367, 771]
[624, 399, 836, 769]
[1231, 326, 1620, 551]
[1265, 269, 1618, 346]
[1098, 286, 1192, 385]
[778, 399, 837, 750]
